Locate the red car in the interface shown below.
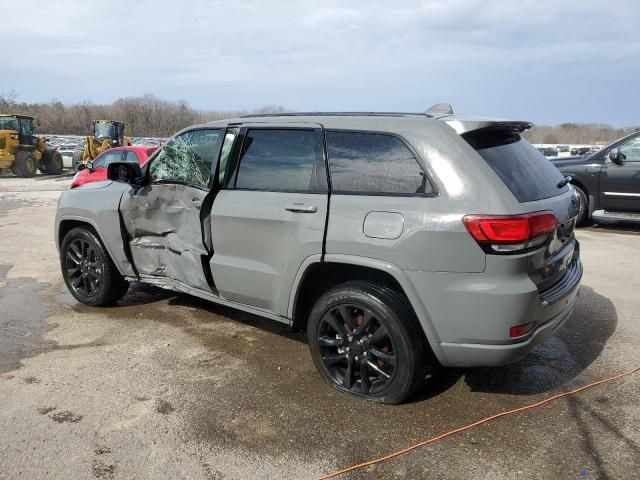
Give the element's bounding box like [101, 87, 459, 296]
[70, 146, 157, 189]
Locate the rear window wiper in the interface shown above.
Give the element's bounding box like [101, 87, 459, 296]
[557, 175, 572, 189]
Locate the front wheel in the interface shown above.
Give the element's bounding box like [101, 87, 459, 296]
[307, 281, 429, 404]
[42, 149, 64, 175]
[60, 227, 129, 306]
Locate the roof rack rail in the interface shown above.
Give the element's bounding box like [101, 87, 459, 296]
[241, 112, 432, 118]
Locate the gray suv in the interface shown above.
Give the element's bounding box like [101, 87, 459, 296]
[55, 109, 582, 404]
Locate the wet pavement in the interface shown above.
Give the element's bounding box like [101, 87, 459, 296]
[0, 180, 638, 479]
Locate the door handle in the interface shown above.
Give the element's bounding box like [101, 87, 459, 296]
[285, 204, 318, 213]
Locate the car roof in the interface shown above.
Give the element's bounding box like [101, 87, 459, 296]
[190, 112, 532, 136]
[95, 145, 156, 157]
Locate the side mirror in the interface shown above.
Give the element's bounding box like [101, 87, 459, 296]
[77, 163, 86, 171]
[609, 148, 624, 164]
[107, 162, 144, 185]
[86, 161, 94, 171]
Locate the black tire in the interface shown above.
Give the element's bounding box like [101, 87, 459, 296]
[12, 150, 38, 177]
[307, 281, 430, 404]
[572, 184, 590, 226]
[60, 227, 129, 306]
[42, 149, 64, 175]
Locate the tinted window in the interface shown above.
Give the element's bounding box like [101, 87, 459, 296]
[149, 129, 221, 187]
[470, 133, 567, 202]
[19, 118, 33, 136]
[124, 151, 140, 164]
[326, 131, 430, 195]
[92, 150, 123, 168]
[234, 129, 324, 192]
[620, 137, 640, 162]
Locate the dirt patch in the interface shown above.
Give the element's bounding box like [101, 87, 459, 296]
[50, 410, 83, 423]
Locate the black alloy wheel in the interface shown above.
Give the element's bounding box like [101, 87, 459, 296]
[308, 281, 429, 404]
[60, 227, 129, 306]
[317, 304, 397, 395]
[65, 238, 102, 298]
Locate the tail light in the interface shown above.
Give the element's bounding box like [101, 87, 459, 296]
[463, 211, 557, 253]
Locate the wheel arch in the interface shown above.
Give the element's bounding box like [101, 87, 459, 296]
[57, 216, 130, 277]
[288, 254, 445, 363]
[569, 177, 595, 217]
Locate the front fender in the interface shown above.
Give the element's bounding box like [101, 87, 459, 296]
[55, 182, 136, 277]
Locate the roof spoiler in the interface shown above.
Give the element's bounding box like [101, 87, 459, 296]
[444, 119, 532, 134]
[425, 103, 454, 116]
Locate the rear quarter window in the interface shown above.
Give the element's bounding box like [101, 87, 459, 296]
[465, 131, 568, 203]
[326, 131, 431, 195]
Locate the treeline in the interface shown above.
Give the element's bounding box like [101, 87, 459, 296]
[0, 91, 287, 137]
[2, 91, 638, 143]
[524, 123, 639, 145]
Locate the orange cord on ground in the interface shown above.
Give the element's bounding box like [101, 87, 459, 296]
[317, 366, 640, 480]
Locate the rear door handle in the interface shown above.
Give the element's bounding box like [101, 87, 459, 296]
[285, 204, 318, 213]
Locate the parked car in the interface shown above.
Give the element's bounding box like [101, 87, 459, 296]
[55, 110, 582, 404]
[555, 145, 570, 153]
[570, 147, 592, 156]
[69, 146, 157, 189]
[552, 131, 640, 225]
[57, 147, 77, 169]
[538, 147, 558, 157]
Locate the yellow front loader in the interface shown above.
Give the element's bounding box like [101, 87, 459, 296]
[72, 120, 132, 169]
[0, 114, 63, 177]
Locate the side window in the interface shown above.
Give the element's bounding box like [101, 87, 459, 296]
[326, 131, 431, 195]
[149, 129, 221, 187]
[124, 151, 139, 163]
[233, 129, 325, 192]
[619, 137, 640, 162]
[19, 118, 33, 136]
[92, 150, 123, 168]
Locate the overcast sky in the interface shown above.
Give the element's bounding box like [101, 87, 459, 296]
[4, 0, 639, 125]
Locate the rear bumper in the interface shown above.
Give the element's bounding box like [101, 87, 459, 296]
[437, 266, 581, 367]
[405, 250, 583, 368]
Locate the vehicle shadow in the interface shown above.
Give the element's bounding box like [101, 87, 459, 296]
[110, 283, 616, 400]
[586, 218, 640, 236]
[462, 286, 617, 395]
[167, 292, 307, 343]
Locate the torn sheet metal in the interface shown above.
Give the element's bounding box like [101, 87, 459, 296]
[120, 183, 211, 291]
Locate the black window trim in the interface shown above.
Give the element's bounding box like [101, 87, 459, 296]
[225, 126, 328, 194]
[144, 127, 224, 192]
[324, 128, 439, 198]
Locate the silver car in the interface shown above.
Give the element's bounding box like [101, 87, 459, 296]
[55, 108, 582, 404]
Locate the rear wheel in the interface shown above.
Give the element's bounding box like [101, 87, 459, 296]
[307, 281, 429, 404]
[61, 227, 129, 306]
[12, 151, 37, 177]
[43, 149, 64, 174]
[572, 184, 590, 226]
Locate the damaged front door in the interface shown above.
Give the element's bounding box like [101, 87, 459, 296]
[120, 129, 222, 291]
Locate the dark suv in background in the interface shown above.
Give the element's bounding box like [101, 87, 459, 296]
[552, 131, 640, 225]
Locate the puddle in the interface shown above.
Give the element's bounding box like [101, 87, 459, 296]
[0, 264, 56, 374]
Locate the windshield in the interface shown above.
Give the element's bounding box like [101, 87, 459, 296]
[0, 116, 18, 131]
[94, 122, 117, 139]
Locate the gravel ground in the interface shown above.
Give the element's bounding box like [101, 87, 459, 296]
[0, 176, 638, 480]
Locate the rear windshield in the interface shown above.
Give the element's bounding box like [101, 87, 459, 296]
[464, 130, 568, 203]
